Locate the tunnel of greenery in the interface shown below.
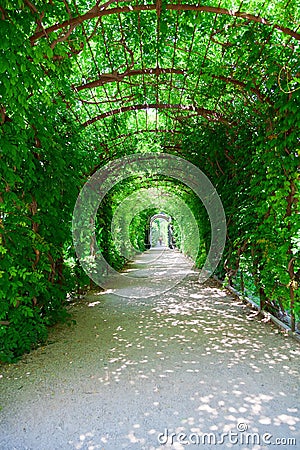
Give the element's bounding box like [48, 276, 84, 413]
[0, 0, 299, 361]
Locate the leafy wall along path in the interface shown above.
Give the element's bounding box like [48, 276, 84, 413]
[0, 250, 299, 450]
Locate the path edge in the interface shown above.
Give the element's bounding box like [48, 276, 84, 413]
[213, 276, 300, 344]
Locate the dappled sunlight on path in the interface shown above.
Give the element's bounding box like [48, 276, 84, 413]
[103, 248, 197, 298]
[1, 251, 299, 449]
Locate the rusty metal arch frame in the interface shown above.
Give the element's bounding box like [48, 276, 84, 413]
[21, 0, 299, 158]
[75, 69, 273, 106]
[82, 103, 233, 127]
[96, 129, 182, 153]
[30, 3, 300, 43]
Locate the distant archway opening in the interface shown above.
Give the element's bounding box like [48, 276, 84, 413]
[149, 213, 175, 249]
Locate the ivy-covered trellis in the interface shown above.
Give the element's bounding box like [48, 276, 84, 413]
[0, 0, 299, 361]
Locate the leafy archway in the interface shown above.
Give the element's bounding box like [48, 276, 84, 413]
[0, 0, 299, 361]
[149, 213, 170, 247]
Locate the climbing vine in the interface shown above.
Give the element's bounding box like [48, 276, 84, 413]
[0, 0, 299, 361]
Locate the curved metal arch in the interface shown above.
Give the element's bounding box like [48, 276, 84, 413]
[98, 128, 181, 147]
[149, 212, 172, 248]
[150, 213, 171, 223]
[75, 68, 185, 90]
[82, 103, 231, 127]
[30, 3, 300, 43]
[76, 69, 273, 105]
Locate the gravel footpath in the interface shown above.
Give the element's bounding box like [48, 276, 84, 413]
[0, 249, 299, 450]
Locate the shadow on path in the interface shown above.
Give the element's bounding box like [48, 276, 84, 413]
[1, 250, 299, 449]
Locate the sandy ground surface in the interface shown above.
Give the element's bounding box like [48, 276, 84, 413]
[0, 248, 299, 450]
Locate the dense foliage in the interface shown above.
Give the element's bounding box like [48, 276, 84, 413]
[0, 0, 299, 361]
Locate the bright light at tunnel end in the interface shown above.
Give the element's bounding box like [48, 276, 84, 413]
[72, 153, 227, 298]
